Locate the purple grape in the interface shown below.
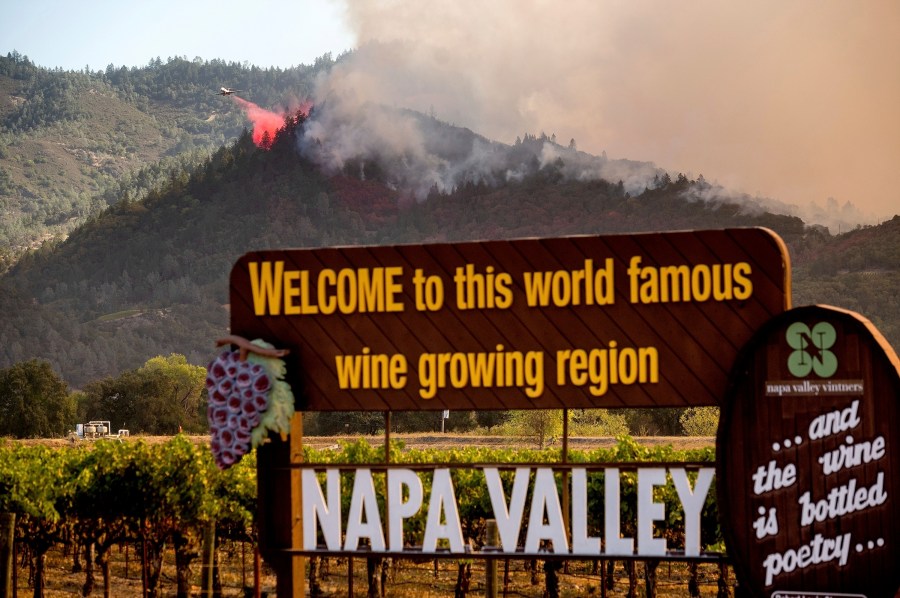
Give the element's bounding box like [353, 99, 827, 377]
[241, 386, 256, 404]
[227, 413, 242, 434]
[241, 397, 256, 415]
[235, 428, 251, 445]
[218, 377, 234, 395]
[236, 415, 252, 433]
[253, 372, 271, 393]
[211, 407, 228, 427]
[220, 428, 234, 447]
[209, 360, 226, 379]
[219, 449, 236, 467]
[235, 369, 252, 388]
[209, 389, 227, 407]
[253, 392, 268, 412]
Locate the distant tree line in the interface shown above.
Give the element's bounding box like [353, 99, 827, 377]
[0, 353, 720, 439]
[0, 354, 207, 438]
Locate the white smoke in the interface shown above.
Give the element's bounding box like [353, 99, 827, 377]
[298, 0, 899, 224]
[299, 100, 505, 198]
[681, 179, 878, 234]
[298, 61, 663, 198]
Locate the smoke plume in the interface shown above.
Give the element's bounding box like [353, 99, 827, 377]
[298, 0, 899, 227]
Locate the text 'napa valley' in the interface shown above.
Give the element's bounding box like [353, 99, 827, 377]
[301, 466, 716, 557]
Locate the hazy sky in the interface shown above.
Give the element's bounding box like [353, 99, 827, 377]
[3, 0, 898, 222]
[0, 0, 355, 70]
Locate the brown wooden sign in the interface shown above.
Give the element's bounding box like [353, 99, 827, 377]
[717, 305, 900, 597]
[229, 228, 789, 411]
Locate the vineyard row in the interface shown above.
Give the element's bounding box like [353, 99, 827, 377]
[0, 435, 721, 597]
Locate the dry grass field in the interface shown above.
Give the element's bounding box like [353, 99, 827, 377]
[11, 433, 716, 452]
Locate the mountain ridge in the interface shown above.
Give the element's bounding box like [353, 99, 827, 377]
[0, 52, 897, 389]
[0, 51, 334, 262]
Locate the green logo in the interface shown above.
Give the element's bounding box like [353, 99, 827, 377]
[786, 322, 838, 377]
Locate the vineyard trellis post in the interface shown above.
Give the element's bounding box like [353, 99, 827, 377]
[254, 543, 262, 598]
[199, 520, 214, 597]
[484, 520, 498, 598]
[0, 512, 13, 598]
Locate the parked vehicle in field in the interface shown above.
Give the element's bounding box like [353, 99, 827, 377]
[68, 421, 129, 441]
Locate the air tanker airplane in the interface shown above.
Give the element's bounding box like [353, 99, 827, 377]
[217, 87, 242, 96]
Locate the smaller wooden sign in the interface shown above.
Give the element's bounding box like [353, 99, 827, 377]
[717, 305, 900, 598]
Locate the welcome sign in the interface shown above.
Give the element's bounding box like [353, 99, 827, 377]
[226, 231, 900, 597]
[229, 228, 790, 410]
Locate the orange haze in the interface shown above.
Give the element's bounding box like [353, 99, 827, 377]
[328, 0, 900, 223]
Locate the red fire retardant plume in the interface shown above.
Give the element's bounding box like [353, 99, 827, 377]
[232, 97, 288, 148]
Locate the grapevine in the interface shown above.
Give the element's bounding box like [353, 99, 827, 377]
[0, 436, 725, 596]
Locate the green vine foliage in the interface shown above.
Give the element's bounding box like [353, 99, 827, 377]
[0, 436, 256, 596]
[0, 435, 723, 591]
[0, 442, 67, 520]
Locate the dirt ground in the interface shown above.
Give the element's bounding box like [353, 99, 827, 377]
[15, 539, 734, 597]
[313, 557, 734, 597]
[12, 539, 276, 597]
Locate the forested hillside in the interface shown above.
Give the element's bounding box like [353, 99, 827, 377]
[0, 53, 897, 396]
[0, 50, 336, 267]
[791, 215, 900, 341]
[2, 106, 898, 392]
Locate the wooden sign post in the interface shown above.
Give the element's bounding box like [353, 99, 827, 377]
[718, 305, 900, 597]
[0, 512, 13, 598]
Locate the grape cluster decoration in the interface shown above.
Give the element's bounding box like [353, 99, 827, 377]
[206, 337, 294, 469]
